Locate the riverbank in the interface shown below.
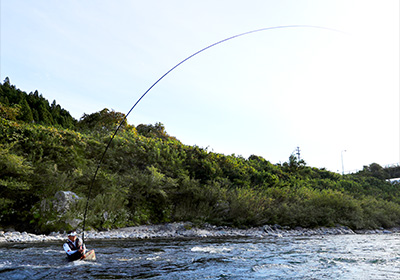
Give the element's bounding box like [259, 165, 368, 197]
[1, 223, 399, 243]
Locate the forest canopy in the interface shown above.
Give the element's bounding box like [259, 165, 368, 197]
[1, 78, 399, 233]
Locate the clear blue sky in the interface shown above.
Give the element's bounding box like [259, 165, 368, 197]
[1, 0, 399, 173]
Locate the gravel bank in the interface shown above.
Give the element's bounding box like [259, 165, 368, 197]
[1, 223, 398, 243]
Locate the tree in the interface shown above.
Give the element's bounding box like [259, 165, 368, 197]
[361, 163, 388, 179]
[0, 104, 19, 120]
[17, 98, 34, 123]
[136, 122, 175, 141]
[0, 146, 34, 227]
[38, 102, 54, 125]
[283, 154, 306, 173]
[78, 108, 128, 132]
[3, 77, 10, 86]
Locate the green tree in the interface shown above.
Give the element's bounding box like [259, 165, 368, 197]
[0, 103, 20, 120]
[128, 166, 177, 224]
[38, 102, 54, 125]
[0, 145, 34, 227]
[360, 163, 388, 179]
[3, 77, 10, 86]
[78, 108, 128, 133]
[136, 122, 177, 141]
[17, 98, 34, 123]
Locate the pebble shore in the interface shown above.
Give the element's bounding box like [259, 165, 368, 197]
[0, 223, 399, 243]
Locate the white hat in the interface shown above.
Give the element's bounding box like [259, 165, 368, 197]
[68, 231, 77, 236]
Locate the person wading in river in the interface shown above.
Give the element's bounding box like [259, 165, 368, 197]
[63, 230, 86, 261]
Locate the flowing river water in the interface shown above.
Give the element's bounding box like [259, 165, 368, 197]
[1, 234, 400, 279]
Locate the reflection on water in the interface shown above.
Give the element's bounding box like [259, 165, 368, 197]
[1, 234, 400, 279]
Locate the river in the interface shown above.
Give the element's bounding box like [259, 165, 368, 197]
[1, 234, 399, 279]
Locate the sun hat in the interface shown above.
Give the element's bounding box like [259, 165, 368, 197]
[67, 231, 77, 236]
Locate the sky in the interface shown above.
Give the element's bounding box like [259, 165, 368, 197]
[1, 0, 399, 173]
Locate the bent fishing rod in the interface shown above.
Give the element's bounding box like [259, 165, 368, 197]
[81, 25, 343, 242]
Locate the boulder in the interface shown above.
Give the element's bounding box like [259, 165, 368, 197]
[53, 191, 81, 214]
[65, 218, 82, 229]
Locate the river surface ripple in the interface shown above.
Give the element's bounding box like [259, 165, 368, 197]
[1, 234, 400, 279]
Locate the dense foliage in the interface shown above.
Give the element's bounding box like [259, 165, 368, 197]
[1, 78, 400, 233]
[0, 77, 76, 129]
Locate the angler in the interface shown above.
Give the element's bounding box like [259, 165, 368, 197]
[63, 230, 96, 261]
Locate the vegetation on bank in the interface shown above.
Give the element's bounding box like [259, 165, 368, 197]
[1, 78, 400, 233]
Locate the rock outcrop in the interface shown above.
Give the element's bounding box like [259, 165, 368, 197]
[53, 191, 81, 214]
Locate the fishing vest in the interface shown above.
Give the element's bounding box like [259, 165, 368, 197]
[67, 238, 81, 251]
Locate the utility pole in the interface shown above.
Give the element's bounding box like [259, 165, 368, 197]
[341, 150, 346, 175]
[296, 146, 301, 161]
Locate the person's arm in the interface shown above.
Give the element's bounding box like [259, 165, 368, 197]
[63, 243, 78, 255]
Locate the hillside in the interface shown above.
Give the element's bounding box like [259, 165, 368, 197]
[1, 78, 400, 233]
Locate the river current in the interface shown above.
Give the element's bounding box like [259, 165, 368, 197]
[1, 234, 399, 279]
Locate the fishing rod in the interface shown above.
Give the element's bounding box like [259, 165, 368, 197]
[81, 25, 343, 243]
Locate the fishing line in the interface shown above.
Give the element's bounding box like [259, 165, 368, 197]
[81, 24, 344, 242]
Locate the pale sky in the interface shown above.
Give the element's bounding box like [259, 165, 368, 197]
[1, 0, 399, 173]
